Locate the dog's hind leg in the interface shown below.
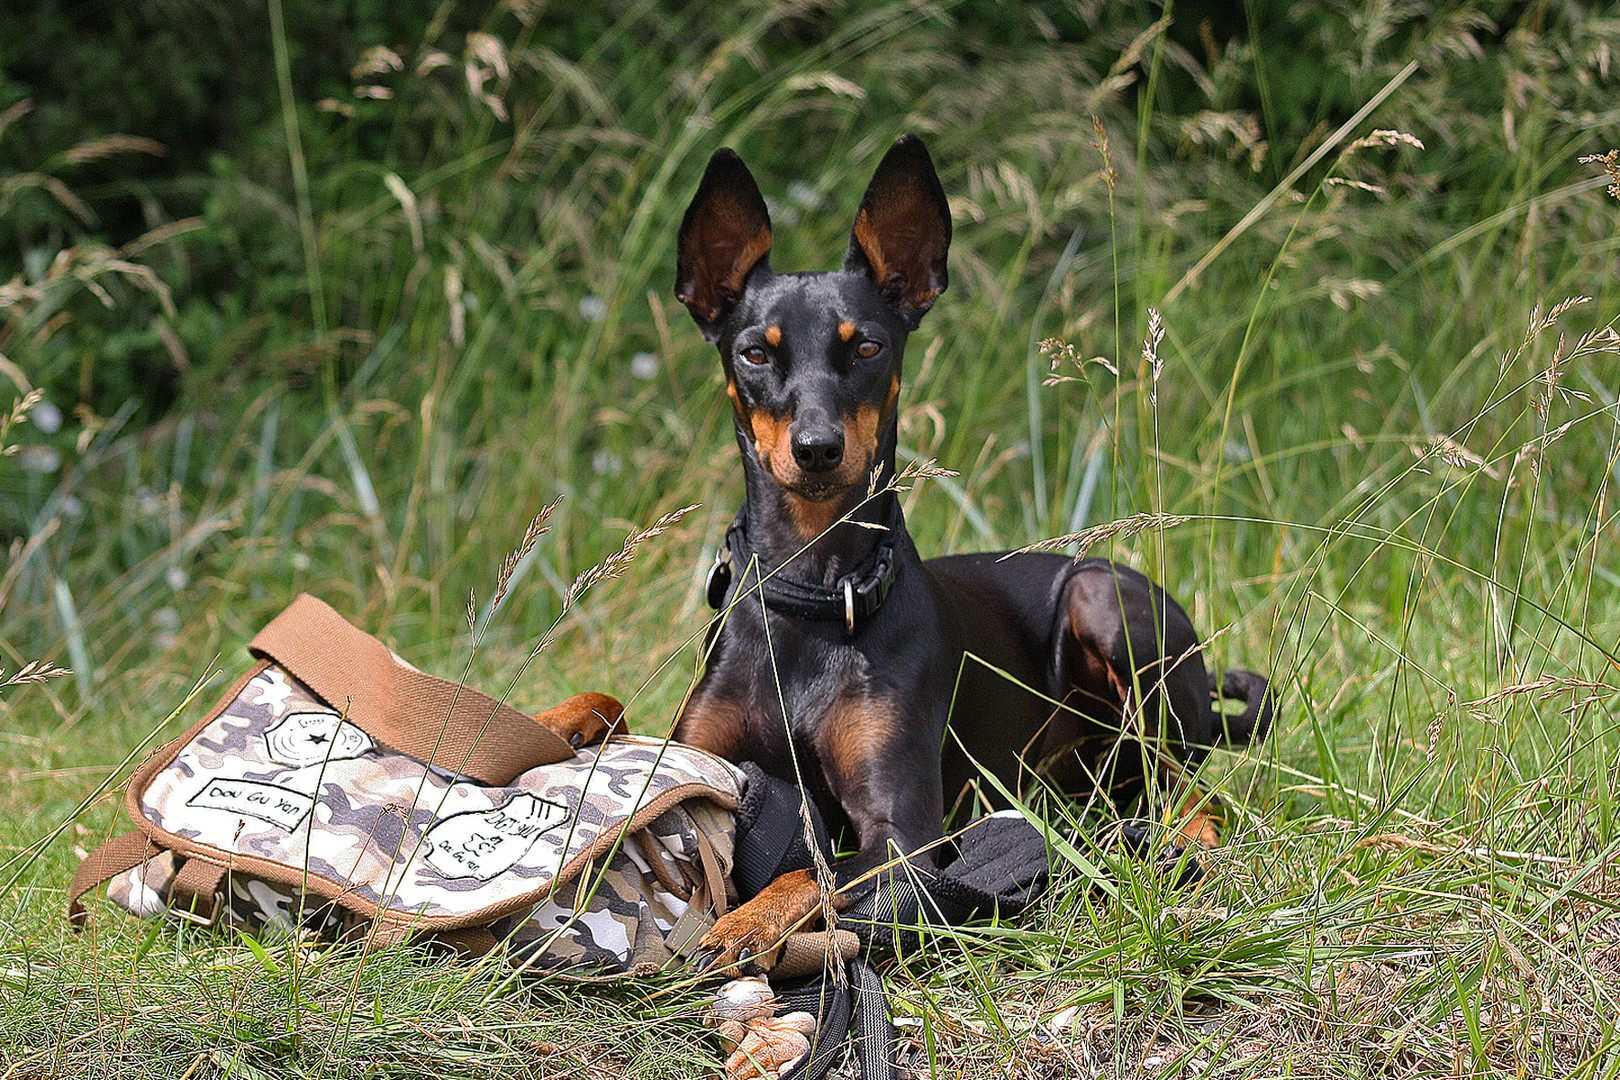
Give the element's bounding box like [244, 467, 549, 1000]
[1047, 559, 1225, 845]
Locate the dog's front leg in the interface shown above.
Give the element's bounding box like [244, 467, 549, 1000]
[693, 693, 942, 974]
[692, 821, 935, 975]
[820, 706, 945, 877]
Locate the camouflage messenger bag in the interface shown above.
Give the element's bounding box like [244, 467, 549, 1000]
[68, 593, 746, 975]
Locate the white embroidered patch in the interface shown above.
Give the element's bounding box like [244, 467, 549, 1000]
[187, 777, 314, 832]
[421, 792, 570, 880]
[263, 709, 374, 766]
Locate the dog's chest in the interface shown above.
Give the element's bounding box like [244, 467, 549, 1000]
[723, 639, 876, 766]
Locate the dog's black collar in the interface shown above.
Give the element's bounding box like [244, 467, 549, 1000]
[706, 501, 902, 635]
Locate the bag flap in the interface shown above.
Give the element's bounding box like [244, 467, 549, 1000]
[131, 662, 744, 930]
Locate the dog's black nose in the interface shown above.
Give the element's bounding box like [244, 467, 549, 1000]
[791, 426, 844, 472]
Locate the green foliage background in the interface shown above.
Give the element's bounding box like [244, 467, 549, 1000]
[2, 2, 1619, 1076]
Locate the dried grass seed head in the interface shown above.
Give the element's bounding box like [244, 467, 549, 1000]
[565, 503, 698, 608]
[1010, 511, 1192, 558]
[491, 496, 561, 609]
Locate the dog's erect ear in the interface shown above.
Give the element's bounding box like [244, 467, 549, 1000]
[676, 149, 773, 339]
[844, 134, 951, 328]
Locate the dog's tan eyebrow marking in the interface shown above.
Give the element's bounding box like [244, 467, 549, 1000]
[838, 320, 857, 342]
[765, 325, 782, 347]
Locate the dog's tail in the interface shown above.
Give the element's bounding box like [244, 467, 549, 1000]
[1208, 669, 1275, 746]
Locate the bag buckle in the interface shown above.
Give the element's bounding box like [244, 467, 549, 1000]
[173, 890, 223, 927]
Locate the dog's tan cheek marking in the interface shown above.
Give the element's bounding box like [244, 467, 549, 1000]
[838, 320, 857, 342]
[765, 325, 782, 348]
[844, 403, 882, 483]
[749, 411, 794, 479]
[834, 377, 897, 489]
[729, 378, 760, 456]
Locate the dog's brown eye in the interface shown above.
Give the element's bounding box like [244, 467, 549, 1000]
[741, 346, 768, 366]
[855, 340, 882, 359]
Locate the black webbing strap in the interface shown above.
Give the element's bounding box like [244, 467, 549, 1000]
[776, 957, 897, 1080]
[731, 763, 832, 901]
[776, 969, 853, 1080]
[848, 957, 898, 1080]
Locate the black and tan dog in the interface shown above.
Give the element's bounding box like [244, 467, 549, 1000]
[672, 135, 1272, 972]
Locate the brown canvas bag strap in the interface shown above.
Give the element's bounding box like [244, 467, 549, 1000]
[68, 830, 156, 928]
[170, 856, 228, 925]
[688, 809, 730, 920]
[248, 593, 574, 786]
[430, 926, 500, 957]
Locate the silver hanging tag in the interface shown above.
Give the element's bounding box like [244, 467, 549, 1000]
[705, 549, 732, 610]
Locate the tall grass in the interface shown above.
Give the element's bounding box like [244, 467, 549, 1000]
[3, 1, 1619, 1076]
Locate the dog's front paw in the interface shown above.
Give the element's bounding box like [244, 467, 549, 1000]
[535, 692, 626, 750]
[693, 907, 788, 976]
[692, 868, 826, 975]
